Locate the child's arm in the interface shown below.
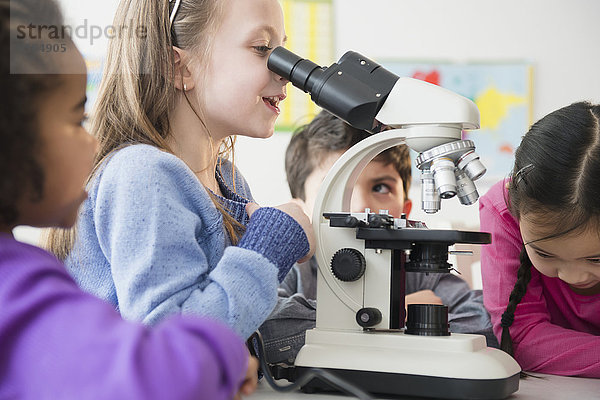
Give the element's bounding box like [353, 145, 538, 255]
[0, 243, 249, 400]
[480, 183, 600, 377]
[93, 146, 308, 339]
[406, 272, 469, 308]
[257, 261, 317, 364]
[259, 291, 316, 364]
[278, 264, 302, 298]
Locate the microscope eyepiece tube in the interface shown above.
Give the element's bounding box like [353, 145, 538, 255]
[267, 46, 325, 93]
[431, 157, 457, 199]
[267, 46, 302, 81]
[267, 46, 399, 131]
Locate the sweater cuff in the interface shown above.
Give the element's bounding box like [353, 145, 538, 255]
[238, 207, 309, 282]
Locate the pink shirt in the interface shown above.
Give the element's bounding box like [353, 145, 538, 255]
[479, 180, 600, 377]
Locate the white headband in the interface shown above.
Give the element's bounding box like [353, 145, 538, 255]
[169, 0, 181, 25]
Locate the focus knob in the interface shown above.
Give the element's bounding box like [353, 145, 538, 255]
[356, 307, 382, 328]
[330, 248, 366, 282]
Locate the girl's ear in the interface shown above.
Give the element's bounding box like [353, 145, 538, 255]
[172, 46, 195, 91]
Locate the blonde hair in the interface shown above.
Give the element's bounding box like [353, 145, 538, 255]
[45, 0, 243, 260]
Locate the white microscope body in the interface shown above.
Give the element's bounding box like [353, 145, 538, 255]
[268, 48, 521, 399]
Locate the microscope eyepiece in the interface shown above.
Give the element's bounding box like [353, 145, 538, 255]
[267, 46, 398, 131]
[267, 46, 301, 82]
[267, 47, 325, 93]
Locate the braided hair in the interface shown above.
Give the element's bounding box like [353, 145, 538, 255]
[501, 101, 600, 356]
[500, 246, 532, 355]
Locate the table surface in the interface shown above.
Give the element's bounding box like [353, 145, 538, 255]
[250, 373, 600, 400]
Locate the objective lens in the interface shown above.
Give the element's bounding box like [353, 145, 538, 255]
[431, 158, 457, 199]
[455, 170, 479, 205]
[457, 150, 486, 181]
[421, 170, 441, 214]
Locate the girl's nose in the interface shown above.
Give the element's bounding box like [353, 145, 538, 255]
[558, 268, 589, 286]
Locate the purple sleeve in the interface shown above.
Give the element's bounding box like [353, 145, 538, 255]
[0, 242, 248, 400]
[479, 182, 600, 377]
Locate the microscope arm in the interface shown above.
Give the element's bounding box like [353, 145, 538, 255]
[311, 129, 409, 314]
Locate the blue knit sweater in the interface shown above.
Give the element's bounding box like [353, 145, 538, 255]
[65, 144, 309, 339]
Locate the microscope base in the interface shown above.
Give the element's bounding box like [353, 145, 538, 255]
[294, 328, 520, 399]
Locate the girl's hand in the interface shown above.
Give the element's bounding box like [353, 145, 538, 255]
[246, 201, 315, 263]
[234, 356, 259, 400]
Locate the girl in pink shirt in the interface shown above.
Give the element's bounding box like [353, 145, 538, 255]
[480, 102, 600, 377]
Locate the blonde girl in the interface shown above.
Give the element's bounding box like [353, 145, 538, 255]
[50, 0, 314, 340]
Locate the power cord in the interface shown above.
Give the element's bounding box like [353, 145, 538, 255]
[247, 331, 373, 400]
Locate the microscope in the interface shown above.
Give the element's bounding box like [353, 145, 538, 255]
[268, 48, 521, 399]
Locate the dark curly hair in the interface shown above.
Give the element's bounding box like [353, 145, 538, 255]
[0, 0, 67, 225]
[285, 110, 412, 202]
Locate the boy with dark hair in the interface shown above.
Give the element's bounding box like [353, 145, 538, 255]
[285, 109, 412, 218]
